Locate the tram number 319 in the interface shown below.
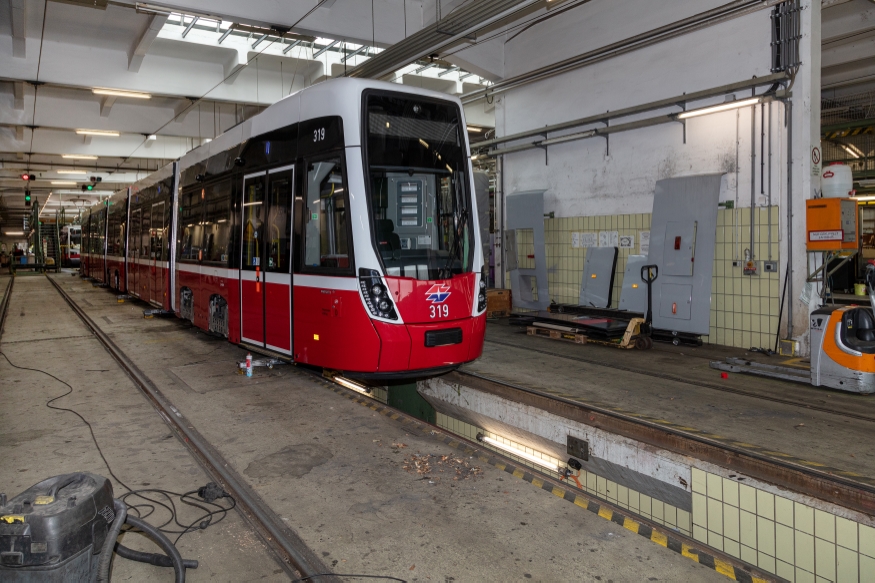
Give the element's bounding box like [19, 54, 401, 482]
[430, 304, 449, 319]
[314, 128, 326, 142]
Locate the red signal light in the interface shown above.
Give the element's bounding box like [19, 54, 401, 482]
[21, 173, 35, 181]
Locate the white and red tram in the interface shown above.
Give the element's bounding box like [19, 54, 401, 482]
[81, 78, 487, 378]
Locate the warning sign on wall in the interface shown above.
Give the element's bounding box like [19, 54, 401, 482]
[812, 146, 821, 178]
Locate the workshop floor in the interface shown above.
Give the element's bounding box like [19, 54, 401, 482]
[0, 274, 727, 582]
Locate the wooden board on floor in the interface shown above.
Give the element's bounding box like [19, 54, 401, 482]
[527, 325, 587, 345]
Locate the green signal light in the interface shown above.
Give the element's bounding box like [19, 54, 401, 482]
[24, 193, 31, 202]
[86, 184, 94, 191]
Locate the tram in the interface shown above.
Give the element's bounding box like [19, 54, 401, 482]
[81, 78, 486, 378]
[60, 224, 81, 267]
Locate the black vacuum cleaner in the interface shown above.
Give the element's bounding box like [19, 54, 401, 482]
[0, 473, 198, 582]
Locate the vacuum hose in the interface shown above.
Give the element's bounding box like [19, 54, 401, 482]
[114, 542, 199, 570]
[124, 514, 187, 583]
[96, 499, 127, 583]
[97, 498, 198, 583]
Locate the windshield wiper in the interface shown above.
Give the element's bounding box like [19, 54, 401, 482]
[438, 171, 467, 280]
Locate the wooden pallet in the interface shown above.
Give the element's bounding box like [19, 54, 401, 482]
[487, 309, 509, 319]
[527, 326, 587, 345]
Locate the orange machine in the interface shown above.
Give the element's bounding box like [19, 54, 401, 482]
[806, 198, 858, 251]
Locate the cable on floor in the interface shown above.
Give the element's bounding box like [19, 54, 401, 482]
[0, 350, 132, 493]
[0, 350, 235, 543]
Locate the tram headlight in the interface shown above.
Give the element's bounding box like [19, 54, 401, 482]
[359, 268, 398, 321]
[477, 266, 487, 313]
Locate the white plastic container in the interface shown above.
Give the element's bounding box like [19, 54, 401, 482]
[822, 163, 854, 198]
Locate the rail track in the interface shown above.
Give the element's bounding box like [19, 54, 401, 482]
[0, 274, 338, 582]
[0, 277, 12, 340]
[482, 336, 875, 424]
[451, 368, 875, 517]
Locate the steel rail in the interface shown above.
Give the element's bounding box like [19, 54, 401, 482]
[44, 275, 336, 582]
[451, 369, 875, 517]
[482, 337, 875, 423]
[0, 276, 13, 341]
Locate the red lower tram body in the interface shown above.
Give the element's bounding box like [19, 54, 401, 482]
[173, 266, 485, 377]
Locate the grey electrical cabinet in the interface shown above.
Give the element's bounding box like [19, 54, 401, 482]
[648, 174, 722, 336]
[618, 255, 649, 313]
[579, 247, 617, 308]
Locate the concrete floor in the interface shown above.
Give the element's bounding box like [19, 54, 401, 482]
[0, 274, 285, 582]
[0, 273, 729, 582]
[468, 321, 875, 480]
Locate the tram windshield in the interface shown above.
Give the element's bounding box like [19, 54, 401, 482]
[364, 93, 473, 280]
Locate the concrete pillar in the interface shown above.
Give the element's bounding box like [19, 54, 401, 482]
[782, 0, 821, 356]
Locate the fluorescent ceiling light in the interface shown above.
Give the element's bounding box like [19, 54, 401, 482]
[51, 181, 77, 185]
[147, 135, 158, 141]
[4, 231, 25, 236]
[477, 433, 558, 472]
[467, 126, 483, 133]
[340, 44, 367, 62]
[840, 144, 861, 160]
[76, 129, 120, 137]
[57, 170, 87, 175]
[313, 39, 339, 58]
[415, 62, 436, 74]
[283, 39, 303, 54]
[677, 97, 762, 119]
[63, 154, 98, 160]
[438, 66, 460, 77]
[92, 88, 151, 100]
[855, 195, 875, 202]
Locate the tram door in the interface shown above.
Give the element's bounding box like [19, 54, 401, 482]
[150, 202, 166, 305]
[240, 166, 294, 354]
[130, 209, 141, 296]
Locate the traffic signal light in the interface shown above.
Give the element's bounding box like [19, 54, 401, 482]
[21, 173, 35, 181]
[24, 191, 31, 207]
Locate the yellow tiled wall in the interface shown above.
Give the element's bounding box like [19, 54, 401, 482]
[692, 467, 874, 582]
[508, 207, 782, 349]
[437, 411, 875, 582]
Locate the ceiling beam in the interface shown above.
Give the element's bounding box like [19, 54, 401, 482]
[128, 14, 169, 73]
[10, 0, 26, 58]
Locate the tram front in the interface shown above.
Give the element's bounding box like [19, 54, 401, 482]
[358, 89, 487, 376]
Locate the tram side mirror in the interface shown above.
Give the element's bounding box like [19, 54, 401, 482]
[567, 458, 582, 471]
[234, 157, 246, 167]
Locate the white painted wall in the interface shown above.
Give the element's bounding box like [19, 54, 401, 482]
[496, 3, 775, 217]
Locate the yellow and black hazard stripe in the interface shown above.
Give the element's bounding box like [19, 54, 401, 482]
[311, 373, 774, 583]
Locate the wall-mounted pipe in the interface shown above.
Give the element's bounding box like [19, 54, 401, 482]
[472, 72, 789, 152]
[462, 0, 785, 105]
[482, 92, 784, 159]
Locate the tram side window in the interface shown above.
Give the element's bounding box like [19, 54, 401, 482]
[241, 177, 265, 270]
[179, 188, 205, 262]
[107, 208, 123, 256]
[302, 156, 352, 273]
[203, 180, 232, 265]
[140, 197, 151, 260]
